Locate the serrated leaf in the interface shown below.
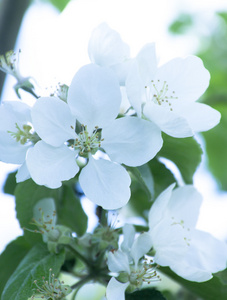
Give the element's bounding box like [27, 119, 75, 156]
[160, 266, 227, 300]
[126, 288, 166, 300]
[158, 134, 202, 184]
[0, 236, 31, 297]
[57, 185, 87, 236]
[3, 171, 17, 195]
[2, 243, 65, 300]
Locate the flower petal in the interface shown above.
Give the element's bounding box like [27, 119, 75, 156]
[26, 141, 79, 188]
[106, 277, 129, 300]
[144, 102, 194, 137]
[0, 132, 29, 164]
[102, 117, 163, 166]
[172, 102, 221, 132]
[107, 251, 130, 274]
[169, 229, 227, 282]
[168, 185, 202, 228]
[79, 156, 131, 209]
[156, 56, 210, 102]
[88, 23, 130, 67]
[130, 232, 153, 267]
[31, 97, 76, 147]
[125, 43, 158, 116]
[121, 224, 136, 253]
[148, 183, 175, 229]
[67, 64, 121, 132]
[16, 162, 30, 182]
[0, 101, 31, 132]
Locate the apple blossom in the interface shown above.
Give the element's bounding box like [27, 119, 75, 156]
[148, 184, 227, 282]
[26, 64, 163, 210]
[106, 224, 157, 300]
[126, 43, 221, 137]
[0, 101, 40, 182]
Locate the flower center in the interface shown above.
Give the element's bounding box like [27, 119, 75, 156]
[8, 123, 40, 145]
[145, 79, 178, 111]
[74, 125, 103, 157]
[129, 258, 159, 287]
[32, 268, 72, 299]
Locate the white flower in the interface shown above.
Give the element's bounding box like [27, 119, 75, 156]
[148, 184, 227, 282]
[106, 224, 156, 300]
[88, 23, 132, 85]
[0, 101, 39, 182]
[26, 64, 163, 210]
[126, 43, 221, 137]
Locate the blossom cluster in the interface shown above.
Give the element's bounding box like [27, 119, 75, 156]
[0, 23, 220, 210]
[0, 22, 226, 299]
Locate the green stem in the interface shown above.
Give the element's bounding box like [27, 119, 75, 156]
[66, 244, 90, 267]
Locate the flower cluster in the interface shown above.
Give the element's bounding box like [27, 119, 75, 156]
[0, 23, 220, 211]
[0, 23, 226, 300]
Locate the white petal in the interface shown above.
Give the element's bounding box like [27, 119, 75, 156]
[125, 60, 145, 117]
[107, 251, 130, 274]
[187, 229, 227, 274]
[156, 56, 210, 102]
[144, 102, 194, 137]
[0, 132, 29, 164]
[148, 183, 175, 229]
[106, 277, 129, 300]
[135, 43, 158, 84]
[121, 224, 136, 253]
[67, 64, 121, 132]
[168, 185, 202, 228]
[172, 102, 221, 132]
[151, 219, 188, 267]
[170, 260, 213, 282]
[79, 156, 131, 209]
[31, 97, 76, 147]
[110, 59, 133, 85]
[26, 141, 79, 188]
[16, 162, 30, 182]
[130, 232, 153, 267]
[125, 43, 158, 116]
[0, 101, 31, 131]
[88, 23, 130, 67]
[102, 117, 163, 166]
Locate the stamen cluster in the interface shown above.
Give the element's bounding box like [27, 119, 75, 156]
[31, 268, 72, 300]
[74, 125, 103, 156]
[145, 79, 178, 111]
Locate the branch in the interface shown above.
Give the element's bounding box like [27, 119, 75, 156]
[0, 0, 31, 100]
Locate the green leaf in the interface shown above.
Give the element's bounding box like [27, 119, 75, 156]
[202, 103, 227, 190]
[168, 14, 193, 34]
[2, 243, 65, 300]
[15, 179, 60, 245]
[149, 158, 176, 199]
[3, 171, 17, 195]
[57, 184, 88, 236]
[127, 164, 154, 199]
[0, 236, 31, 297]
[126, 288, 166, 300]
[160, 267, 227, 300]
[45, 0, 71, 12]
[158, 134, 203, 184]
[129, 158, 175, 219]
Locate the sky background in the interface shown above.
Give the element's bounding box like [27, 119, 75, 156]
[1, 0, 227, 253]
